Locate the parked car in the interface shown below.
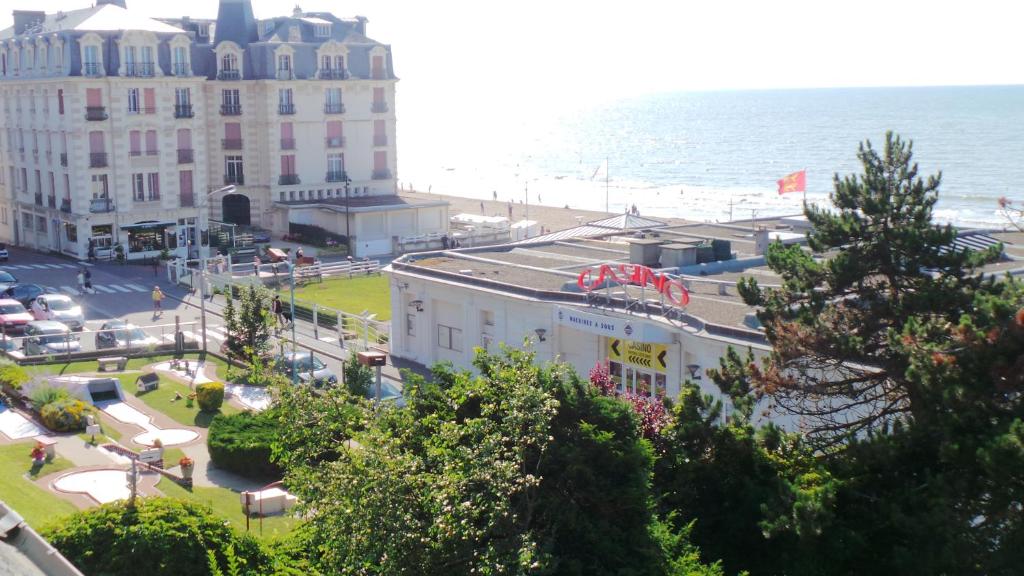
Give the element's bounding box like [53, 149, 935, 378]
[0, 298, 33, 334]
[2, 284, 46, 307]
[0, 243, 8, 262]
[95, 320, 161, 351]
[23, 320, 80, 355]
[0, 271, 17, 292]
[272, 352, 337, 388]
[30, 294, 84, 331]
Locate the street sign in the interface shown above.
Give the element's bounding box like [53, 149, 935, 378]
[607, 338, 668, 373]
[357, 350, 387, 367]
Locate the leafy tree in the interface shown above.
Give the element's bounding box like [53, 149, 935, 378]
[223, 285, 273, 360]
[274, 348, 719, 575]
[343, 351, 373, 397]
[44, 498, 273, 576]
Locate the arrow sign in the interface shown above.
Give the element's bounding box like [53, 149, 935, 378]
[611, 339, 621, 357]
[657, 349, 667, 369]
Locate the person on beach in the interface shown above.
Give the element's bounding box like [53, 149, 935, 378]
[152, 286, 164, 316]
[492, 191, 497, 201]
[508, 202, 513, 219]
[480, 201, 485, 213]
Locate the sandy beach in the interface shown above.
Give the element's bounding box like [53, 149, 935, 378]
[399, 190, 694, 234]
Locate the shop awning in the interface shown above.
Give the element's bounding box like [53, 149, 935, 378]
[121, 221, 176, 230]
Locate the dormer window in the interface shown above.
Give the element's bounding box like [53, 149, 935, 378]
[314, 23, 331, 38]
[263, 21, 275, 36]
[197, 24, 209, 37]
[172, 45, 189, 76]
[278, 54, 291, 72]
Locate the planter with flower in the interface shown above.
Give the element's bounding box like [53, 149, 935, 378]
[179, 456, 195, 479]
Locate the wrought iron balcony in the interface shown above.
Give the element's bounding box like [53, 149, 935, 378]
[280, 138, 296, 150]
[325, 136, 346, 148]
[371, 101, 389, 113]
[221, 139, 243, 150]
[34, 193, 43, 206]
[47, 195, 56, 209]
[174, 104, 194, 118]
[278, 103, 296, 115]
[220, 104, 242, 116]
[324, 103, 345, 114]
[278, 174, 301, 186]
[317, 69, 349, 80]
[177, 149, 194, 164]
[180, 194, 195, 208]
[60, 198, 71, 213]
[90, 198, 115, 213]
[172, 62, 191, 76]
[145, 148, 159, 157]
[89, 152, 108, 168]
[85, 106, 108, 121]
[224, 174, 244, 185]
[217, 69, 241, 81]
[326, 171, 348, 182]
[59, 153, 67, 167]
[374, 134, 388, 146]
[276, 69, 294, 81]
[372, 169, 393, 180]
[129, 150, 143, 158]
[83, 62, 103, 77]
[125, 62, 155, 77]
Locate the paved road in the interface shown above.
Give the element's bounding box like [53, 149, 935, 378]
[2, 246, 418, 387]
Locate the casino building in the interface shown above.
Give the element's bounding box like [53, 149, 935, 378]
[387, 214, 790, 409]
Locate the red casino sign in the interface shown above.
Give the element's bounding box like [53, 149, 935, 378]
[577, 264, 690, 307]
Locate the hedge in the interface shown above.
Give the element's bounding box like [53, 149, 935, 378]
[0, 362, 29, 391]
[40, 398, 94, 432]
[43, 498, 272, 576]
[196, 382, 225, 412]
[207, 410, 283, 479]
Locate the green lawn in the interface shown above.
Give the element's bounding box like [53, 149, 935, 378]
[131, 375, 240, 428]
[23, 354, 229, 380]
[75, 411, 122, 443]
[157, 478, 300, 542]
[0, 442, 78, 528]
[284, 274, 391, 320]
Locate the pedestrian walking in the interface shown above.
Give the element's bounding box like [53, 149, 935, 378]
[84, 269, 93, 294]
[480, 201, 485, 213]
[152, 258, 159, 277]
[272, 295, 285, 330]
[152, 286, 164, 316]
[76, 269, 86, 294]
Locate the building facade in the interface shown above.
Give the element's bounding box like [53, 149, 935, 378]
[0, 0, 399, 260]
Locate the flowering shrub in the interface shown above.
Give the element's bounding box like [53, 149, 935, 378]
[195, 382, 225, 412]
[589, 361, 668, 439]
[40, 398, 94, 432]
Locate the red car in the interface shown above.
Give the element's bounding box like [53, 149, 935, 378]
[0, 298, 34, 334]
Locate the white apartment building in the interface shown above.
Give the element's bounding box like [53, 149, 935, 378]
[0, 0, 436, 261]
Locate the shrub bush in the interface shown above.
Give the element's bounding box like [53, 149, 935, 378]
[40, 398, 93, 432]
[30, 386, 69, 411]
[43, 497, 273, 576]
[0, 362, 29, 391]
[196, 382, 225, 412]
[287, 222, 347, 248]
[207, 410, 283, 479]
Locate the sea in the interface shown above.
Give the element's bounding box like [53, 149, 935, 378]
[398, 84, 1024, 229]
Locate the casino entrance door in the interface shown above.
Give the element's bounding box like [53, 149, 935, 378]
[606, 338, 670, 398]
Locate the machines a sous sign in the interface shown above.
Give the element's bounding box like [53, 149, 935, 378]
[577, 264, 690, 307]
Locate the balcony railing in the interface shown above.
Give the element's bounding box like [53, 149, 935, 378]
[324, 103, 345, 114]
[221, 139, 243, 150]
[177, 149, 194, 164]
[372, 169, 393, 180]
[172, 62, 191, 76]
[60, 198, 71, 213]
[59, 153, 67, 167]
[277, 69, 293, 81]
[34, 193, 43, 206]
[220, 104, 242, 115]
[85, 106, 108, 121]
[326, 171, 348, 182]
[174, 104, 194, 118]
[278, 174, 301, 186]
[224, 174, 244, 185]
[280, 138, 296, 150]
[83, 62, 103, 77]
[125, 62, 155, 77]
[89, 152, 108, 168]
[129, 150, 142, 158]
[371, 101, 389, 113]
[47, 195, 56, 209]
[217, 69, 241, 81]
[278, 103, 296, 115]
[374, 134, 388, 146]
[180, 194, 195, 208]
[325, 136, 346, 148]
[90, 198, 115, 213]
[145, 149, 159, 156]
[317, 69, 349, 80]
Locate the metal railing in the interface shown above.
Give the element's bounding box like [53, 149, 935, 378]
[224, 174, 245, 185]
[222, 139, 243, 150]
[372, 169, 392, 180]
[47, 195, 56, 209]
[83, 62, 103, 77]
[59, 153, 68, 167]
[324, 103, 345, 114]
[278, 174, 301, 185]
[280, 138, 296, 150]
[172, 63, 191, 76]
[325, 136, 345, 148]
[60, 198, 72, 213]
[277, 70, 294, 81]
[278, 103, 296, 115]
[174, 104, 194, 118]
[177, 149, 194, 164]
[371, 101, 389, 113]
[34, 193, 43, 206]
[217, 70, 241, 81]
[2, 320, 202, 361]
[125, 62, 155, 77]
[326, 171, 347, 182]
[317, 69, 348, 80]
[90, 197, 115, 213]
[89, 152, 108, 168]
[85, 106, 108, 121]
[220, 104, 242, 115]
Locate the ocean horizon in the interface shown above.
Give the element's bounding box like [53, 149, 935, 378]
[399, 84, 1024, 229]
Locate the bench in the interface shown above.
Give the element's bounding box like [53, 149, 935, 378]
[97, 356, 128, 372]
[136, 373, 160, 392]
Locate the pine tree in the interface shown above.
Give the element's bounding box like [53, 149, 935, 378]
[223, 285, 273, 360]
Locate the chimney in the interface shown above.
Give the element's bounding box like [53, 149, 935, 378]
[12, 10, 45, 35]
[355, 16, 368, 36]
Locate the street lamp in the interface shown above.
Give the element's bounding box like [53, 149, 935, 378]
[186, 184, 235, 353]
[342, 171, 352, 256]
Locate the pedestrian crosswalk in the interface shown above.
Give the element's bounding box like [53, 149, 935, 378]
[0, 262, 92, 271]
[43, 282, 153, 296]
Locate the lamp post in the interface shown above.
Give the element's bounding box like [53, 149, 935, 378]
[343, 171, 352, 256]
[189, 184, 235, 353]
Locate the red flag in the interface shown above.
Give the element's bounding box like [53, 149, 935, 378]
[777, 170, 806, 195]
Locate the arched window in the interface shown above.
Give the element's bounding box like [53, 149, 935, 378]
[221, 53, 237, 72]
